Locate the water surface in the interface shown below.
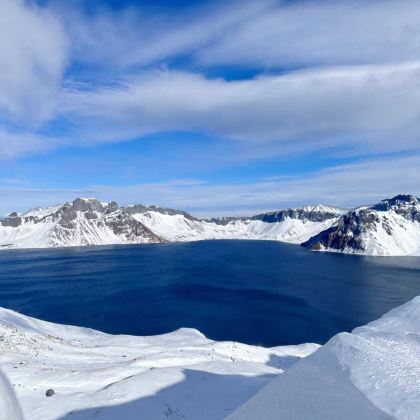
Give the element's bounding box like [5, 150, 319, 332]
[0, 240, 419, 346]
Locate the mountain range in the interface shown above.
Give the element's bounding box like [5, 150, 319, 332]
[1, 194, 419, 256]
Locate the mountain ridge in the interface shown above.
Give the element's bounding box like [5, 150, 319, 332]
[1, 195, 420, 255]
[303, 194, 420, 256]
[0, 197, 343, 249]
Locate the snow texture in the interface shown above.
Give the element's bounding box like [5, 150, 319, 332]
[229, 296, 420, 420]
[1, 296, 419, 419]
[0, 307, 318, 420]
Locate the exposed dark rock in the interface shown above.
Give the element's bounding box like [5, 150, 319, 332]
[302, 194, 420, 253]
[45, 389, 55, 397]
[251, 208, 340, 223]
[104, 201, 119, 214]
[57, 205, 78, 229]
[206, 207, 342, 225]
[204, 216, 243, 226]
[105, 211, 165, 243]
[72, 198, 104, 213]
[1, 214, 22, 227]
[85, 212, 98, 220]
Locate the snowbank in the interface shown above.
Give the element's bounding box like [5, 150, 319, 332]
[0, 307, 317, 420]
[1, 296, 419, 419]
[228, 296, 420, 420]
[0, 371, 23, 420]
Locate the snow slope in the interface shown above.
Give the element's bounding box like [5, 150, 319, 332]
[1, 297, 419, 419]
[133, 211, 338, 244]
[0, 371, 23, 420]
[303, 195, 420, 256]
[229, 296, 420, 420]
[0, 307, 318, 420]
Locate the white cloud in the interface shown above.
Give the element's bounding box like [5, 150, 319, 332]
[2, 155, 419, 217]
[0, 127, 57, 159]
[198, 0, 420, 68]
[54, 0, 420, 72]
[91, 154, 420, 216]
[0, 0, 67, 126]
[54, 0, 275, 70]
[1, 0, 420, 169]
[59, 62, 420, 155]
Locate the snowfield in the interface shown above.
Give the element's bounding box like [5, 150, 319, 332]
[133, 211, 338, 244]
[1, 296, 419, 420]
[0, 307, 318, 420]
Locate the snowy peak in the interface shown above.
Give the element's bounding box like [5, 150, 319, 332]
[0, 198, 164, 249]
[7, 195, 419, 255]
[303, 195, 420, 256]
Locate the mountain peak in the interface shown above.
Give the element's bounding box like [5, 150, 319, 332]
[388, 194, 419, 204]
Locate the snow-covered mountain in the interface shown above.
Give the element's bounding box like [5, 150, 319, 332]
[0, 198, 164, 249]
[132, 204, 341, 243]
[0, 198, 343, 249]
[303, 195, 420, 256]
[3, 195, 419, 255]
[1, 296, 419, 419]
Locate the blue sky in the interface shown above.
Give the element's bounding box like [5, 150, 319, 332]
[1, 0, 420, 216]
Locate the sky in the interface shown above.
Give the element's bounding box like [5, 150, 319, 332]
[1, 0, 420, 216]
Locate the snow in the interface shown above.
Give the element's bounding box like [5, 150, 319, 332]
[0, 371, 23, 420]
[2, 196, 420, 256]
[0, 210, 156, 249]
[1, 297, 419, 419]
[133, 211, 338, 244]
[318, 208, 420, 256]
[295, 204, 345, 214]
[0, 307, 318, 420]
[0, 202, 341, 250]
[228, 296, 420, 420]
[357, 212, 420, 256]
[22, 205, 63, 219]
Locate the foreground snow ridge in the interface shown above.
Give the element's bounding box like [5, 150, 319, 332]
[229, 296, 420, 420]
[1, 297, 419, 419]
[0, 308, 318, 420]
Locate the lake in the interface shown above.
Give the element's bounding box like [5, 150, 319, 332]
[0, 240, 419, 346]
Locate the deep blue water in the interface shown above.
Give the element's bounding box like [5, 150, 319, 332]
[0, 240, 419, 346]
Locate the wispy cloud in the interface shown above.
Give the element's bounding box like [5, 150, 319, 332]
[0, 0, 67, 125]
[0, 0, 419, 213]
[54, 0, 420, 71]
[2, 155, 419, 217]
[59, 62, 420, 155]
[1, 0, 420, 159]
